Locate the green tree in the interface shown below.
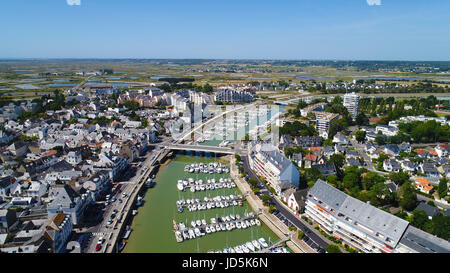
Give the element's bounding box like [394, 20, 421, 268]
[362, 172, 385, 191]
[355, 130, 366, 143]
[325, 244, 342, 253]
[375, 136, 386, 145]
[326, 175, 339, 187]
[355, 112, 369, 126]
[343, 172, 360, 190]
[428, 215, 450, 240]
[388, 171, 410, 186]
[329, 154, 345, 172]
[411, 209, 430, 230]
[399, 182, 418, 211]
[437, 178, 448, 199]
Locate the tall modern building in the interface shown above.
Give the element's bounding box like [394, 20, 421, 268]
[343, 92, 360, 120]
[315, 112, 339, 139]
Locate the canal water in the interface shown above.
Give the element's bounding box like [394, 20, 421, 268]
[123, 155, 279, 253]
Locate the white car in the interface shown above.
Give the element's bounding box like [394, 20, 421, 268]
[98, 237, 104, 244]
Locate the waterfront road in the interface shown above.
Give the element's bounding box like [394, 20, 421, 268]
[241, 156, 330, 252]
[82, 141, 169, 253]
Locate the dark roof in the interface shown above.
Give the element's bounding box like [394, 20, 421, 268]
[47, 160, 73, 172]
[0, 176, 14, 188]
[416, 202, 441, 217]
[347, 158, 361, 167]
[399, 225, 450, 253]
[313, 162, 336, 176]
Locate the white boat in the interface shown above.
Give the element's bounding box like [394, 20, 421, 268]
[246, 242, 255, 252]
[241, 245, 250, 253]
[234, 246, 243, 253]
[258, 238, 268, 248]
[210, 225, 216, 233]
[216, 224, 221, 231]
[175, 231, 183, 243]
[177, 183, 184, 191]
[255, 219, 261, 226]
[191, 221, 196, 227]
[241, 221, 247, 229]
[201, 219, 207, 226]
[196, 220, 202, 226]
[190, 187, 195, 193]
[236, 221, 242, 229]
[194, 228, 201, 237]
[188, 229, 196, 239]
[250, 219, 255, 226]
[252, 240, 261, 250]
[206, 226, 211, 234]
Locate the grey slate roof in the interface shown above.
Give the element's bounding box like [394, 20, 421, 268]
[308, 179, 410, 248]
[399, 225, 450, 253]
[308, 179, 347, 211]
[416, 202, 441, 217]
[339, 196, 409, 247]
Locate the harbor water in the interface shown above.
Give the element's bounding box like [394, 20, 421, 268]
[123, 155, 279, 253]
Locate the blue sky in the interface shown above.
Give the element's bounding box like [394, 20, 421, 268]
[0, 0, 449, 60]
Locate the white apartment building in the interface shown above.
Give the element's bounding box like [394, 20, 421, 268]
[343, 92, 360, 120]
[305, 179, 409, 253]
[315, 112, 339, 139]
[248, 142, 300, 194]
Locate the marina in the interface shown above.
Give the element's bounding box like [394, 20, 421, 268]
[173, 212, 260, 242]
[123, 155, 279, 253]
[209, 237, 290, 253]
[183, 162, 230, 174]
[176, 194, 245, 213]
[176, 177, 236, 192]
[198, 105, 284, 146]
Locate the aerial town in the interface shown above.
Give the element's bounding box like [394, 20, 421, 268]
[1, 0, 450, 259]
[0, 60, 449, 254]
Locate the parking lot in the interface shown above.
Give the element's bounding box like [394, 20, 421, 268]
[272, 210, 324, 253]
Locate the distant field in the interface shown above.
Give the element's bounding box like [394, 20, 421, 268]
[1, 60, 449, 99]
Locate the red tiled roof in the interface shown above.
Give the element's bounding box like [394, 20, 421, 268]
[305, 153, 317, 161]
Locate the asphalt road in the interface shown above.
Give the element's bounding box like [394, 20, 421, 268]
[241, 156, 329, 251]
[82, 140, 169, 253]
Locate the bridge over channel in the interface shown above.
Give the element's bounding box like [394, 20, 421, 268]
[150, 143, 236, 155]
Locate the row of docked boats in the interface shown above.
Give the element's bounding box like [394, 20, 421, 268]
[173, 213, 261, 243]
[176, 177, 236, 192]
[184, 162, 229, 174]
[209, 238, 269, 253]
[176, 194, 243, 213]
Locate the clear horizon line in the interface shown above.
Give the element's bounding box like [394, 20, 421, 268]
[0, 57, 449, 62]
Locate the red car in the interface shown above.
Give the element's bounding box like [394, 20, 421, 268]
[96, 243, 102, 251]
